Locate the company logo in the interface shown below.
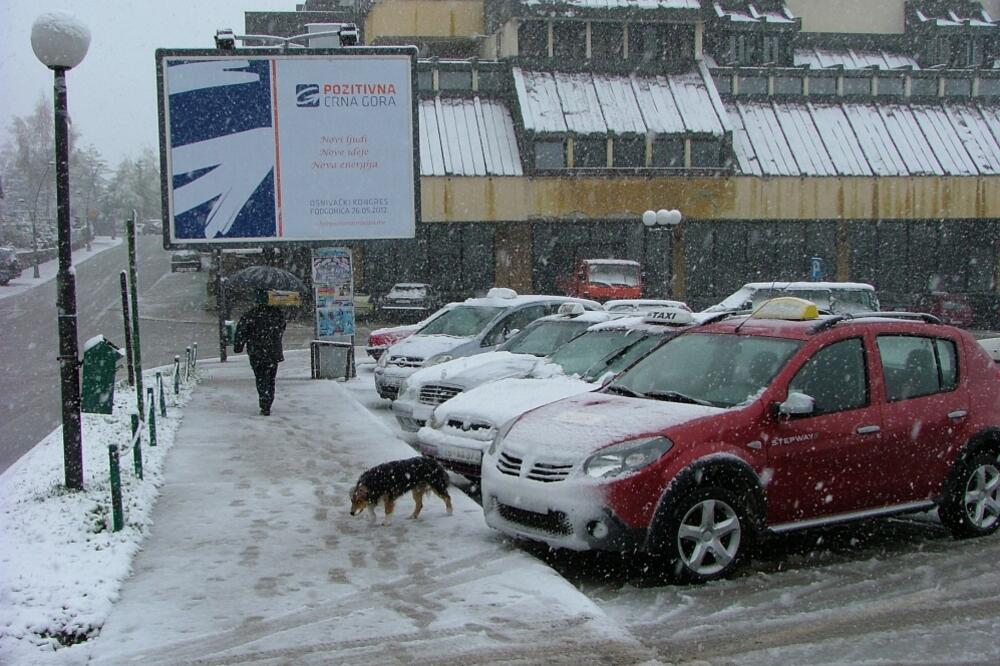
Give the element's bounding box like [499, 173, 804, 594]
[296, 84, 320, 107]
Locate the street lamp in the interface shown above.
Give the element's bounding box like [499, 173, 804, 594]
[31, 10, 90, 491]
[643, 209, 684, 298]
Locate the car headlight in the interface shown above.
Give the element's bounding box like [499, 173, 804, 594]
[488, 417, 518, 456]
[583, 437, 673, 479]
[424, 353, 454, 367]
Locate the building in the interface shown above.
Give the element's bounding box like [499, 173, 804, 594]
[245, 0, 1000, 316]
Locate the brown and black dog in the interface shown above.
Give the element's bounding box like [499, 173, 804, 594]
[350, 456, 453, 525]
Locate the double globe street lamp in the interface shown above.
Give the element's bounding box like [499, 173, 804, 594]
[31, 11, 91, 490]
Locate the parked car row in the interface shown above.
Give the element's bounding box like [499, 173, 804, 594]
[367, 286, 1000, 584]
[0, 247, 22, 285]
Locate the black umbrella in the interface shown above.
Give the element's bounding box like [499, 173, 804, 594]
[226, 265, 307, 295]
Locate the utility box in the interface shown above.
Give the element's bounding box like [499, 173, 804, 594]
[224, 319, 236, 346]
[81, 335, 124, 414]
[310, 340, 355, 380]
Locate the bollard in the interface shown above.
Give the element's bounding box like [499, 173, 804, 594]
[174, 355, 181, 395]
[185, 346, 192, 382]
[147, 387, 157, 447]
[157, 371, 166, 417]
[192, 342, 198, 369]
[131, 413, 143, 480]
[108, 444, 124, 532]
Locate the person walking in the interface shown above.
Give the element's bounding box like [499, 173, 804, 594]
[233, 292, 287, 415]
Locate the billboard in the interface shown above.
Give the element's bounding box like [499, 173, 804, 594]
[155, 48, 419, 248]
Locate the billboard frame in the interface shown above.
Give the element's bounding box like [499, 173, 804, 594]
[155, 46, 421, 251]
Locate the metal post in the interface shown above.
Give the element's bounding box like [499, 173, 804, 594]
[173, 355, 180, 394]
[185, 346, 192, 381]
[53, 67, 84, 490]
[108, 444, 124, 532]
[147, 387, 157, 447]
[217, 251, 227, 362]
[157, 371, 166, 417]
[120, 271, 135, 387]
[127, 211, 144, 419]
[130, 413, 143, 480]
[30, 211, 40, 279]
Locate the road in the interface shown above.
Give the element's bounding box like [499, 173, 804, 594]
[0, 236, 327, 474]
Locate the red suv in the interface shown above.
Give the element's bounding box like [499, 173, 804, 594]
[482, 298, 1000, 583]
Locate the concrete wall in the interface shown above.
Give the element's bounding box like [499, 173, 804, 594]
[786, 0, 905, 34]
[365, 0, 484, 40]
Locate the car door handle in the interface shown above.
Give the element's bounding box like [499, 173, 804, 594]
[856, 425, 881, 435]
[948, 410, 968, 420]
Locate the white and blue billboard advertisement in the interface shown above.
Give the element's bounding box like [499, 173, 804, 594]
[156, 48, 418, 247]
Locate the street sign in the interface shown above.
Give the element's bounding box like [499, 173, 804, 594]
[155, 47, 419, 249]
[809, 256, 824, 281]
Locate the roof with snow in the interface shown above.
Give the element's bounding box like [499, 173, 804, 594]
[727, 100, 1000, 177]
[794, 48, 920, 71]
[712, 0, 798, 27]
[513, 65, 731, 136]
[521, 0, 700, 10]
[418, 97, 523, 176]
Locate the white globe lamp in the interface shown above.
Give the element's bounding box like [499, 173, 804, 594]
[31, 11, 91, 70]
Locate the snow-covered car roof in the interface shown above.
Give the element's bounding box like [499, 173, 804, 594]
[707, 281, 877, 313]
[604, 299, 691, 313]
[582, 259, 640, 266]
[459, 288, 601, 310]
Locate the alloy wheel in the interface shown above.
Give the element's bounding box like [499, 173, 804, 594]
[676, 498, 742, 576]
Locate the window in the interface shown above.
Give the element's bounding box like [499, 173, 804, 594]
[729, 34, 758, 66]
[483, 304, 551, 347]
[715, 75, 733, 95]
[534, 140, 566, 170]
[417, 70, 434, 91]
[808, 76, 837, 96]
[651, 137, 685, 168]
[877, 335, 958, 402]
[590, 21, 624, 61]
[788, 338, 868, 416]
[910, 77, 939, 97]
[774, 76, 802, 95]
[519, 20, 548, 58]
[690, 139, 723, 168]
[573, 138, 608, 168]
[476, 69, 504, 92]
[944, 78, 972, 97]
[842, 77, 872, 96]
[738, 75, 769, 95]
[877, 77, 905, 96]
[613, 137, 645, 168]
[762, 35, 783, 65]
[438, 70, 472, 91]
[979, 77, 1000, 97]
[630, 24, 661, 64]
[553, 22, 586, 61]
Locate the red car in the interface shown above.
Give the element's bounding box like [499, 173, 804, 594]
[483, 298, 1000, 582]
[557, 259, 642, 302]
[914, 292, 974, 328]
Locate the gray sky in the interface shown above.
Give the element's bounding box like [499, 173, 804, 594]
[1, 0, 296, 166]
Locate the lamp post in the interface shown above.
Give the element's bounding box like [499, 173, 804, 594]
[643, 209, 684, 298]
[31, 11, 90, 490]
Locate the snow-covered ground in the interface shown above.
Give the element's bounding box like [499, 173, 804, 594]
[3, 347, 1000, 665]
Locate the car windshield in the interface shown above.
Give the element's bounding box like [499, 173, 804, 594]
[587, 262, 640, 286]
[501, 319, 591, 357]
[416, 305, 504, 338]
[548, 330, 644, 377]
[608, 332, 802, 408]
[830, 288, 878, 313]
[389, 284, 428, 296]
[582, 333, 666, 381]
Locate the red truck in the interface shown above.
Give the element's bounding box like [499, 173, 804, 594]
[558, 259, 643, 302]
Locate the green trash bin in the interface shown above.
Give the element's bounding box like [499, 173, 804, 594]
[224, 320, 236, 347]
[81, 335, 124, 414]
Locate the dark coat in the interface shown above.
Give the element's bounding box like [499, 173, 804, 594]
[234, 305, 287, 364]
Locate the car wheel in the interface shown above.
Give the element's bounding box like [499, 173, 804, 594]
[659, 487, 751, 583]
[939, 451, 1000, 539]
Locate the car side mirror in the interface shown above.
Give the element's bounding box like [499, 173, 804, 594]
[503, 328, 520, 341]
[776, 391, 815, 418]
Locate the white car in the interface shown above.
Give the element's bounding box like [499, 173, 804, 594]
[417, 308, 703, 480]
[391, 308, 611, 432]
[703, 281, 879, 315]
[373, 288, 601, 400]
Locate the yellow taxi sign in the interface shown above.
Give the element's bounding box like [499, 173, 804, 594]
[752, 297, 819, 321]
[267, 289, 301, 307]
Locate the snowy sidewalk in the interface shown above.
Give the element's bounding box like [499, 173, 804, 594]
[80, 351, 649, 665]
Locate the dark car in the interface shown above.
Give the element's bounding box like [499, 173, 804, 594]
[170, 250, 202, 272]
[378, 283, 440, 320]
[0, 247, 22, 285]
[914, 292, 974, 328]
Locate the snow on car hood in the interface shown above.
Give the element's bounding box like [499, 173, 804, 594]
[387, 334, 474, 361]
[500, 392, 725, 461]
[433, 374, 598, 429]
[406, 351, 540, 390]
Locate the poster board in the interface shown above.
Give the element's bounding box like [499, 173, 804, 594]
[312, 247, 355, 338]
[155, 47, 419, 248]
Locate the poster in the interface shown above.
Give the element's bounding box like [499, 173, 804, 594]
[312, 248, 354, 337]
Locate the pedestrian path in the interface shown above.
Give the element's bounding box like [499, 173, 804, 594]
[82, 351, 650, 665]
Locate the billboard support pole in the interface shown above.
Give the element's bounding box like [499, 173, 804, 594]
[216, 250, 227, 362]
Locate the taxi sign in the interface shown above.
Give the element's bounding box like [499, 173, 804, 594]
[643, 307, 696, 326]
[267, 289, 302, 307]
[752, 297, 819, 321]
[558, 303, 586, 315]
